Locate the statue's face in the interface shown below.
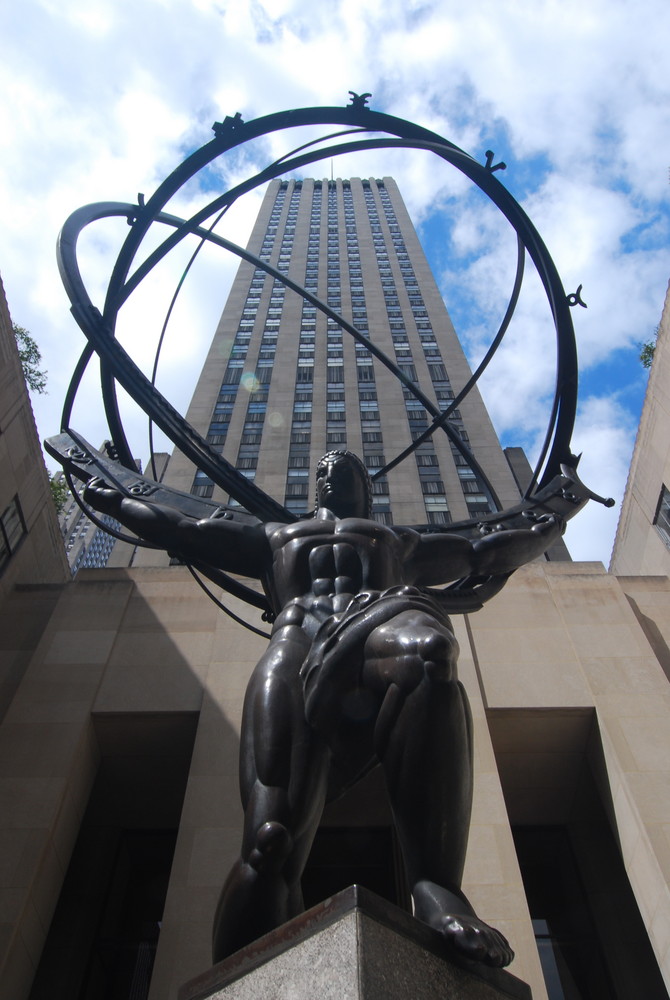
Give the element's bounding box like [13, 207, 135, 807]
[316, 454, 368, 517]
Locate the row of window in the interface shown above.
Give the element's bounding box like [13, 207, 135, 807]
[195, 185, 293, 497]
[347, 187, 396, 524]
[379, 185, 493, 519]
[283, 186, 324, 513]
[363, 186, 447, 522]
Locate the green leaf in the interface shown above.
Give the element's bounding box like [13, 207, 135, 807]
[12, 324, 48, 394]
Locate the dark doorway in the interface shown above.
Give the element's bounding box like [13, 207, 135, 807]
[514, 826, 615, 999]
[29, 713, 198, 1000]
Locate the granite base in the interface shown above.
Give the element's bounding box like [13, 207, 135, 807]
[179, 886, 532, 1000]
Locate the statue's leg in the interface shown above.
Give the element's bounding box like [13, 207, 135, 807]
[212, 628, 329, 962]
[362, 610, 513, 968]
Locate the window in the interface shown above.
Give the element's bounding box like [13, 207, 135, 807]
[654, 485, 670, 547]
[285, 499, 309, 514]
[462, 480, 485, 494]
[191, 472, 214, 499]
[465, 500, 491, 515]
[371, 481, 389, 495]
[0, 496, 26, 572]
[427, 510, 452, 525]
[424, 496, 449, 511]
[373, 511, 394, 525]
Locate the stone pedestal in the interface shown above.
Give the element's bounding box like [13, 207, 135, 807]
[179, 886, 532, 1000]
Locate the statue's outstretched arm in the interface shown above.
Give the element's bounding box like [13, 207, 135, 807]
[469, 514, 564, 575]
[83, 478, 270, 577]
[410, 514, 564, 585]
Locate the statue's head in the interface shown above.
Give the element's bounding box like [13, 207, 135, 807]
[315, 450, 372, 518]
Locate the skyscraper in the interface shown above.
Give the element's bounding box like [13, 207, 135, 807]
[159, 177, 522, 528]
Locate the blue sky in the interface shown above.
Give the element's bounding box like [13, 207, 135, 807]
[0, 0, 668, 562]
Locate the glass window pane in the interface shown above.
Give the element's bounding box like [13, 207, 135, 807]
[2, 498, 25, 552]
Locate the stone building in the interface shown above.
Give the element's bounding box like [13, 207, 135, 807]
[611, 281, 670, 577]
[0, 183, 669, 1000]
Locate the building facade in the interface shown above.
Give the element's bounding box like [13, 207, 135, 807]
[0, 184, 669, 1000]
[154, 177, 521, 531]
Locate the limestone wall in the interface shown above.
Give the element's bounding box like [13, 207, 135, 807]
[611, 279, 670, 576]
[0, 276, 69, 606]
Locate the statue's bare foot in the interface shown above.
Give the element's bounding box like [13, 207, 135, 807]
[412, 880, 514, 968]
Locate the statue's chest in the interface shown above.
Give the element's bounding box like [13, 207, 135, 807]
[269, 519, 393, 594]
[308, 540, 363, 595]
[270, 516, 391, 550]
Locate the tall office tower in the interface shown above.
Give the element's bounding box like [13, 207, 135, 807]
[161, 177, 522, 527]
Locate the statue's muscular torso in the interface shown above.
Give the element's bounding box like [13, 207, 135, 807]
[262, 511, 418, 637]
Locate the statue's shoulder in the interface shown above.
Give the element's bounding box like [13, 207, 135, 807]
[337, 519, 420, 554]
[264, 516, 330, 547]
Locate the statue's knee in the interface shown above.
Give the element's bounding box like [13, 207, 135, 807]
[418, 629, 458, 683]
[247, 821, 293, 873]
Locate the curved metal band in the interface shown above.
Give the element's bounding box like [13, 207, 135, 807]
[59, 200, 500, 512]
[93, 107, 577, 490]
[56, 104, 579, 534]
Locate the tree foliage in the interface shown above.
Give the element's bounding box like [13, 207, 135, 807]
[12, 324, 47, 394]
[49, 475, 69, 515]
[639, 340, 656, 369]
[639, 325, 660, 370]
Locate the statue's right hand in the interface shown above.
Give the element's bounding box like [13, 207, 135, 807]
[83, 477, 122, 511]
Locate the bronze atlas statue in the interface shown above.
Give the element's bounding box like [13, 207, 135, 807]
[46, 97, 613, 970]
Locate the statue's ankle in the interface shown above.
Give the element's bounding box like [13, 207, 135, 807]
[412, 879, 475, 920]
